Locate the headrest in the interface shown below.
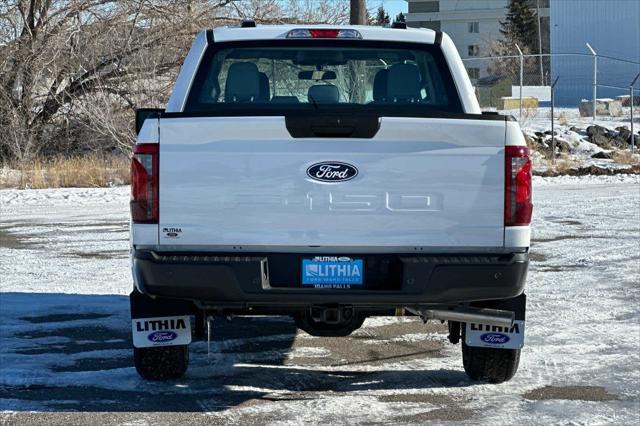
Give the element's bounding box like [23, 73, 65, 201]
[308, 84, 340, 104]
[386, 63, 422, 102]
[271, 96, 300, 103]
[224, 62, 260, 102]
[373, 69, 389, 101]
[257, 72, 270, 102]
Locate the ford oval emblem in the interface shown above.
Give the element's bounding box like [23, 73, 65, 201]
[148, 331, 178, 343]
[480, 333, 510, 344]
[307, 162, 358, 183]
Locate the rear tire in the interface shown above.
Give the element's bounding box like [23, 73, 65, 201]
[462, 342, 520, 384]
[134, 345, 189, 381]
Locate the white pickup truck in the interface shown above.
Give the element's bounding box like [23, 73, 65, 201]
[129, 22, 532, 383]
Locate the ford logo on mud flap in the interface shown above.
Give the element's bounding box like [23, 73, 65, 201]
[480, 333, 510, 344]
[147, 331, 178, 343]
[307, 162, 358, 183]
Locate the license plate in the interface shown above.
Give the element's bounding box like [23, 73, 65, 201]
[302, 256, 364, 288]
[465, 320, 525, 349]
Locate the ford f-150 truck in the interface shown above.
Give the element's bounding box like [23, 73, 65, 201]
[130, 22, 531, 383]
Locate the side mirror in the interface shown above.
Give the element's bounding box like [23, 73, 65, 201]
[135, 108, 163, 135]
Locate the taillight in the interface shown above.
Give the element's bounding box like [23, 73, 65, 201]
[286, 28, 362, 39]
[505, 146, 533, 226]
[131, 143, 158, 223]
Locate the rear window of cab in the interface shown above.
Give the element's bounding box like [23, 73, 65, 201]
[184, 40, 463, 114]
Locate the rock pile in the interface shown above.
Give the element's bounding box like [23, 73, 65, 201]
[526, 124, 638, 162]
[526, 131, 570, 156]
[536, 164, 640, 177]
[586, 125, 636, 149]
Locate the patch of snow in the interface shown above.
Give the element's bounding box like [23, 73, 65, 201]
[533, 174, 639, 186]
[285, 347, 331, 358]
[508, 107, 638, 173]
[1, 181, 639, 423]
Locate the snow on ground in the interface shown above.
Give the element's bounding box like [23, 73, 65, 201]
[516, 106, 634, 133]
[532, 174, 638, 186]
[500, 107, 640, 172]
[1, 178, 639, 424]
[0, 186, 130, 295]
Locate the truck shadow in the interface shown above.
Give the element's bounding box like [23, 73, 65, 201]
[0, 292, 475, 412]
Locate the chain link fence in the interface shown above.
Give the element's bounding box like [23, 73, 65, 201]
[463, 53, 640, 150]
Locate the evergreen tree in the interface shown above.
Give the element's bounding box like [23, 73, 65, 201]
[500, 0, 538, 52]
[374, 6, 390, 26]
[394, 12, 405, 24]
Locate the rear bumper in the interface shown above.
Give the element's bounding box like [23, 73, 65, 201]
[132, 250, 528, 308]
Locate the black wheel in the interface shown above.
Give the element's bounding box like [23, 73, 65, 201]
[462, 342, 520, 384]
[134, 345, 189, 381]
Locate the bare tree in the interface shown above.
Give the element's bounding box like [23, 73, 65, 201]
[285, 0, 349, 25]
[0, 0, 352, 164]
[1, 1, 210, 161]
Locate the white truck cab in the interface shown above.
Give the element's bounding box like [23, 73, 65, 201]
[130, 22, 531, 383]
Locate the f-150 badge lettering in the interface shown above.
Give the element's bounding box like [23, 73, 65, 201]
[307, 162, 358, 182]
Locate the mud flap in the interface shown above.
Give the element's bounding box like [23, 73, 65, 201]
[464, 294, 526, 349]
[130, 291, 193, 348]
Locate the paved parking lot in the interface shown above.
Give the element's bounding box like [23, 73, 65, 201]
[1, 176, 638, 424]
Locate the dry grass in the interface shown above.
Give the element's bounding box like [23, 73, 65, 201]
[612, 150, 640, 166]
[557, 112, 568, 126]
[517, 106, 539, 127]
[0, 155, 130, 189]
[551, 156, 580, 174]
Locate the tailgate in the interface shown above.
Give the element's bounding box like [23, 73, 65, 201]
[158, 116, 505, 249]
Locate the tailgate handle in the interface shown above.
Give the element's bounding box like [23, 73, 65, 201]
[311, 125, 355, 137]
[285, 115, 380, 138]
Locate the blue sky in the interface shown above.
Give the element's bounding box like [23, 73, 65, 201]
[378, 0, 408, 18]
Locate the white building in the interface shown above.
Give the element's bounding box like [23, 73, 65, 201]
[405, 0, 549, 81]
